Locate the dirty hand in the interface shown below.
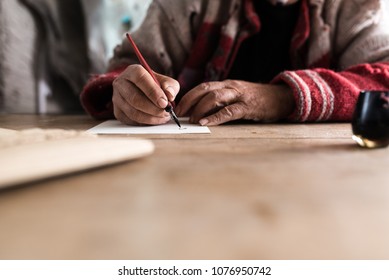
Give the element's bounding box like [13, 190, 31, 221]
[175, 80, 295, 126]
[112, 64, 180, 125]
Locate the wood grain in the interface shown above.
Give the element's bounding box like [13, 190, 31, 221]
[0, 115, 388, 260]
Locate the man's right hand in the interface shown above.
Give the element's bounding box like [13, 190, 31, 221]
[112, 64, 180, 125]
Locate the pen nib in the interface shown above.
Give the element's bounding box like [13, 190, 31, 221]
[165, 105, 181, 128]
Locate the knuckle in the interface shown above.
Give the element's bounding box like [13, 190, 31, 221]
[223, 106, 235, 118]
[224, 80, 241, 94]
[211, 114, 223, 124]
[211, 89, 224, 100]
[112, 77, 121, 88]
[224, 105, 243, 119]
[207, 90, 218, 101]
[200, 82, 212, 91]
[225, 79, 237, 86]
[127, 64, 143, 73]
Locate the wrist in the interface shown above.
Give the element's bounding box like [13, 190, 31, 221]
[274, 84, 295, 120]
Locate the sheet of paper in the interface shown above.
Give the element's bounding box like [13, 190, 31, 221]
[87, 119, 210, 135]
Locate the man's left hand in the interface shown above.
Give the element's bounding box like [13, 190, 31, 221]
[175, 80, 295, 126]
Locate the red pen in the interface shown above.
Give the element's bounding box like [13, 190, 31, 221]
[125, 33, 181, 128]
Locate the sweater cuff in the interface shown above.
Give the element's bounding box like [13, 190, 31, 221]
[80, 67, 126, 119]
[272, 70, 335, 122]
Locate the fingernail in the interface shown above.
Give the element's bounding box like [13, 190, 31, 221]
[199, 119, 209, 126]
[158, 97, 168, 108]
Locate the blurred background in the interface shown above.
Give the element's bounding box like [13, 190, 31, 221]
[1, 0, 389, 115]
[0, 0, 151, 114]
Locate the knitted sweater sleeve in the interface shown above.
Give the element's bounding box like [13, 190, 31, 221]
[79, 68, 124, 119]
[272, 0, 389, 122]
[272, 62, 389, 122]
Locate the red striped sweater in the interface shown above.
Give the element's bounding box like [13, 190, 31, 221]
[81, 0, 389, 122]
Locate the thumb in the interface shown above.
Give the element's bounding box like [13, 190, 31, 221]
[156, 73, 180, 102]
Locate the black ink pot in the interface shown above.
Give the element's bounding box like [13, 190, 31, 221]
[352, 90, 389, 148]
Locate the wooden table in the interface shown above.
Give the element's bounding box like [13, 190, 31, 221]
[0, 114, 388, 259]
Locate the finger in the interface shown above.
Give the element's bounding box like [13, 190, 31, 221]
[115, 102, 171, 125]
[176, 81, 226, 116]
[113, 78, 169, 117]
[189, 88, 238, 123]
[130, 108, 171, 125]
[113, 87, 170, 125]
[156, 73, 180, 102]
[123, 64, 168, 109]
[113, 106, 137, 125]
[199, 103, 246, 126]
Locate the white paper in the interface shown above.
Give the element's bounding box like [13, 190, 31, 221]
[87, 119, 210, 135]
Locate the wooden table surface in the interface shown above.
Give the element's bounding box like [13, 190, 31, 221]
[0, 114, 388, 259]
